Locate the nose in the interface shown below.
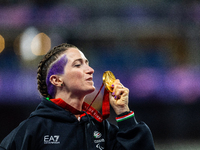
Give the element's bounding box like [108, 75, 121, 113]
[86, 65, 94, 74]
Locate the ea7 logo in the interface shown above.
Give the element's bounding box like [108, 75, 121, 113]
[44, 135, 60, 144]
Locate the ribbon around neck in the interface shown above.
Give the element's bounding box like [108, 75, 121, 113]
[86, 83, 110, 121]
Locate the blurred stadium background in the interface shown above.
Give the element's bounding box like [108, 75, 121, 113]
[1, 0, 200, 149]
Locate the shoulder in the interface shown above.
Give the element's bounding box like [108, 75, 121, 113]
[0, 116, 49, 149]
[2, 116, 48, 140]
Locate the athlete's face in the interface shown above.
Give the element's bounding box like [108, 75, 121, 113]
[61, 48, 95, 96]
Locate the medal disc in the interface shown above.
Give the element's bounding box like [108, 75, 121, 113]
[102, 71, 116, 92]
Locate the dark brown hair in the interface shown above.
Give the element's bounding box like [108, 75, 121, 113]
[37, 43, 77, 98]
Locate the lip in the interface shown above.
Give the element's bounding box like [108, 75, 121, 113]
[86, 77, 93, 81]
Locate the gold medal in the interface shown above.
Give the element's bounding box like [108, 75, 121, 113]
[102, 71, 116, 92]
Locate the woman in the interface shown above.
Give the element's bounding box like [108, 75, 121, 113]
[0, 43, 155, 150]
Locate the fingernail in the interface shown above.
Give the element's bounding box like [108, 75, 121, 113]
[112, 84, 114, 87]
[115, 96, 117, 99]
[112, 92, 115, 95]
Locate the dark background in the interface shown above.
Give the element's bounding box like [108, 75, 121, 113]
[1, 0, 200, 149]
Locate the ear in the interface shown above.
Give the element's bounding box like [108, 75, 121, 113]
[49, 75, 63, 87]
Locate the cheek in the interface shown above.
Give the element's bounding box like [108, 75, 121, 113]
[65, 71, 83, 85]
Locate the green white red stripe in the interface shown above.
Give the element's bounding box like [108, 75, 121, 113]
[116, 111, 134, 122]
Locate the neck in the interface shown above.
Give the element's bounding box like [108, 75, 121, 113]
[55, 92, 85, 111]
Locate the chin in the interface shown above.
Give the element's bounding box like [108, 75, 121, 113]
[91, 86, 96, 92]
[87, 86, 96, 94]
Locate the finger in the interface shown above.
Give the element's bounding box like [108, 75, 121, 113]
[116, 87, 129, 100]
[111, 80, 120, 95]
[112, 79, 122, 91]
[112, 80, 127, 100]
[114, 88, 124, 99]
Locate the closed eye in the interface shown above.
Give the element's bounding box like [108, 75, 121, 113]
[73, 58, 89, 67]
[74, 64, 81, 67]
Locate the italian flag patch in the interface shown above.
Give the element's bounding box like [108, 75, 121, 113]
[116, 111, 134, 122]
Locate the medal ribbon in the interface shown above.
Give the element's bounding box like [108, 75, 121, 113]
[49, 83, 110, 122]
[85, 82, 110, 120]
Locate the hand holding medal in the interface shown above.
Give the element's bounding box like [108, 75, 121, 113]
[103, 71, 130, 115]
[87, 71, 130, 118]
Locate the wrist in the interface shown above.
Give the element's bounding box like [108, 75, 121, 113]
[116, 111, 134, 122]
[114, 106, 130, 115]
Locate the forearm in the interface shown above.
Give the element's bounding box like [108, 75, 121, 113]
[115, 111, 155, 150]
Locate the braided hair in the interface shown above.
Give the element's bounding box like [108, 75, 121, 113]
[37, 43, 77, 98]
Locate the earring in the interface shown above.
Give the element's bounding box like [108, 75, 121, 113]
[61, 83, 63, 86]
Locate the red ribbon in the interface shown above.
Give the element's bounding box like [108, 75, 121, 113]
[50, 83, 110, 122]
[101, 88, 110, 120]
[86, 83, 110, 120]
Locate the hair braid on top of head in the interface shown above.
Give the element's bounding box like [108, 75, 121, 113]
[37, 43, 77, 98]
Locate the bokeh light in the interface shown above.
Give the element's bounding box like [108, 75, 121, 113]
[13, 27, 51, 61]
[31, 33, 51, 56]
[0, 35, 5, 53]
[19, 27, 39, 61]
